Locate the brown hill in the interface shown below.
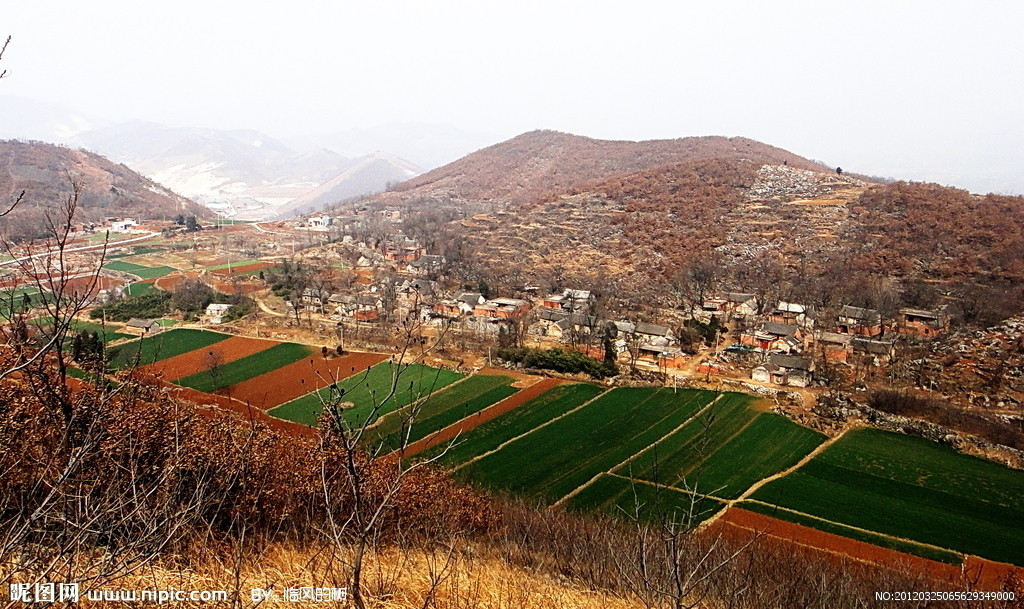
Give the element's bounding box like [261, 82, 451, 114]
[387, 129, 828, 206]
[0, 140, 206, 239]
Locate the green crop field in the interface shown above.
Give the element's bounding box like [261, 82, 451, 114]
[426, 383, 606, 466]
[107, 329, 231, 369]
[270, 362, 464, 427]
[565, 473, 725, 525]
[108, 246, 164, 259]
[625, 397, 826, 499]
[173, 342, 315, 392]
[205, 259, 263, 271]
[752, 428, 1024, 566]
[456, 388, 717, 502]
[124, 281, 160, 297]
[105, 260, 177, 279]
[369, 374, 519, 452]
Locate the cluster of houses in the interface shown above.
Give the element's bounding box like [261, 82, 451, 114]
[720, 300, 950, 387]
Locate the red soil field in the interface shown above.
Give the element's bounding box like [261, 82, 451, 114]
[226, 351, 389, 410]
[161, 383, 316, 439]
[64, 275, 124, 296]
[154, 271, 198, 292]
[398, 376, 566, 459]
[137, 335, 279, 382]
[713, 507, 1024, 589]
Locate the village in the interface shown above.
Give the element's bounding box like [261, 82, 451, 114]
[0, 204, 958, 401]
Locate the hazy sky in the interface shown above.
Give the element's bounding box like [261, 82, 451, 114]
[3, 1, 1024, 193]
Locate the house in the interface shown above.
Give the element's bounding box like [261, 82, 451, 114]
[125, 317, 161, 334]
[409, 255, 445, 275]
[836, 305, 883, 337]
[111, 219, 137, 232]
[897, 307, 948, 338]
[768, 301, 815, 329]
[204, 304, 232, 324]
[815, 331, 853, 363]
[852, 337, 896, 365]
[752, 354, 813, 387]
[301, 288, 329, 312]
[307, 215, 333, 228]
[476, 297, 530, 319]
[740, 322, 804, 353]
[541, 288, 593, 312]
[701, 292, 758, 321]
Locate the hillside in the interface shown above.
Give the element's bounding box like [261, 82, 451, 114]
[0, 139, 205, 239]
[386, 130, 828, 206]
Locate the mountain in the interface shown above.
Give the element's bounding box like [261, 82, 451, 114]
[385, 130, 827, 207]
[285, 122, 495, 170]
[368, 130, 1024, 318]
[0, 140, 206, 240]
[0, 95, 110, 142]
[73, 121, 422, 220]
[276, 152, 421, 217]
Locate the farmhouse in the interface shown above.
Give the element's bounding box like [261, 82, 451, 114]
[204, 303, 232, 324]
[740, 322, 804, 353]
[752, 353, 813, 387]
[768, 301, 815, 329]
[897, 307, 949, 338]
[836, 305, 883, 337]
[815, 331, 853, 363]
[125, 318, 161, 335]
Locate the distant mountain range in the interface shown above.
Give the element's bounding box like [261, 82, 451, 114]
[0, 96, 497, 219]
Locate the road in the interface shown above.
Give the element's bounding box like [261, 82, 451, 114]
[0, 231, 161, 268]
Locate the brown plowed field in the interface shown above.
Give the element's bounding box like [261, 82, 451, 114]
[154, 271, 199, 292]
[138, 335, 279, 382]
[398, 377, 566, 459]
[714, 507, 1024, 588]
[162, 383, 316, 438]
[226, 351, 388, 410]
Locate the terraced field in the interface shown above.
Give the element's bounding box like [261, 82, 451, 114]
[368, 373, 519, 452]
[458, 387, 717, 501]
[269, 362, 464, 427]
[426, 382, 606, 466]
[174, 342, 316, 393]
[104, 260, 178, 279]
[750, 427, 1024, 566]
[624, 397, 826, 499]
[107, 328, 232, 369]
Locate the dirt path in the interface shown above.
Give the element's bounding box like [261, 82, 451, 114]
[397, 377, 567, 460]
[450, 386, 612, 471]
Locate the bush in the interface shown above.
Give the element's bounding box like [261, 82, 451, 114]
[90, 290, 171, 321]
[497, 347, 618, 379]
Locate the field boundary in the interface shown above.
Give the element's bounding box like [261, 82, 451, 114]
[450, 385, 611, 471]
[365, 371, 479, 432]
[398, 377, 566, 460]
[739, 499, 964, 559]
[699, 424, 854, 531]
[552, 394, 724, 507]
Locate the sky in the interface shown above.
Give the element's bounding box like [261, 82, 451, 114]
[2, 0, 1023, 193]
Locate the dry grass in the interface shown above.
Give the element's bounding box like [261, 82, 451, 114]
[3, 543, 643, 609]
